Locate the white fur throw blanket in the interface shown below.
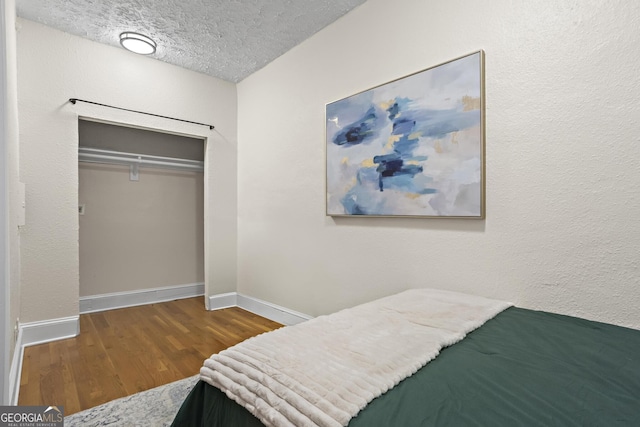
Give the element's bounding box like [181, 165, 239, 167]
[200, 288, 512, 427]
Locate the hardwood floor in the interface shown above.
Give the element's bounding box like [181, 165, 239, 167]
[18, 297, 282, 415]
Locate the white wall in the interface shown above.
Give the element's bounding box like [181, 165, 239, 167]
[1, 0, 21, 404]
[17, 19, 237, 323]
[79, 164, 204, 296]
[237, 0, 640, 328]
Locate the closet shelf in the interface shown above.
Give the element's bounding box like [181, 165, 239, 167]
[78, 147, 204, 172]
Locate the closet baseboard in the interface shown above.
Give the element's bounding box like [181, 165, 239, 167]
[79, 282, 205, 314]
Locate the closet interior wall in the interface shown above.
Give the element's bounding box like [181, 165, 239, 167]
[78, 120, 205, 301]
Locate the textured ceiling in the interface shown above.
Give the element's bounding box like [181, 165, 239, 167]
[16, 0, 366, 83]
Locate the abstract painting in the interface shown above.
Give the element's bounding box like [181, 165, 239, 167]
[326, 51, 485, 218]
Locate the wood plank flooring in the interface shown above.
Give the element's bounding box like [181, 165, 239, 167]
[18, 297, 282, 415]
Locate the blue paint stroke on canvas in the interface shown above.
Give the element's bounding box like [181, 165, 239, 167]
[332, 107, 379, 146]
[326, 51, 483, 216]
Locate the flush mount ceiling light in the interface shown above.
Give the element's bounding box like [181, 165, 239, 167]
[119, 32, 157, 55]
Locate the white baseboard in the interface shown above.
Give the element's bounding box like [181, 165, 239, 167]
[207, 292, 238, 310]
[9, 328, 23, 405]
[21, 316, 80, 348]
[237, 294, 312, 326]
[10, 315, 80, 405]
[208, 292, 313, 326]
[79, 282, 204, 314]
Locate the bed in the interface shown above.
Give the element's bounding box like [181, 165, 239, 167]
[171, 289, 640, 426]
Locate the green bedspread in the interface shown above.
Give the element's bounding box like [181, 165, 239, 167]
[171, 307, 640, 426]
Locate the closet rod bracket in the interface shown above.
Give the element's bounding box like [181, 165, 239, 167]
[130, 163, 140, 181]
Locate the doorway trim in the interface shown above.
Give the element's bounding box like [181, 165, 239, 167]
[1, 0, 11, 405]
[73, 104, 214, 314]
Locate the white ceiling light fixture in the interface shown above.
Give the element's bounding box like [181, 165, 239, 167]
[119, 32, 157, 55]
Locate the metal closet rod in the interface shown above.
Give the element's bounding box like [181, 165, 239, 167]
[69, 98, 215, 130]
[78, 147, 204, 172]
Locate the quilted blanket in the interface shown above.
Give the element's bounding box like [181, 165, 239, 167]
[200, 288, 512, 427]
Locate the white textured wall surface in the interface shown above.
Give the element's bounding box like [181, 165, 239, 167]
[237, 0, 640, 328]
[79, 164, 204, 296]
[17, 19, 237, 323]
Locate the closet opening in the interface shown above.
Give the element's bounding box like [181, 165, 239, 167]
[78, 119, 205, 313]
